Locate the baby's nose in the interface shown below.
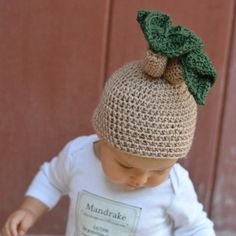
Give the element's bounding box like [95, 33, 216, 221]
[130, 171, 149, 186]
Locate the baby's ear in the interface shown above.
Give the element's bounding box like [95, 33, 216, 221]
[163, 58, 184, 85]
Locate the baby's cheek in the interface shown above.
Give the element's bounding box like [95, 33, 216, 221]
[104, 167, 126, 183]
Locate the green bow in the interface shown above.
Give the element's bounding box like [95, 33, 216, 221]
[137, 10, 217, 105]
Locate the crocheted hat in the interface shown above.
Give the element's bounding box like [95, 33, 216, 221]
[92, 10, 217, 159]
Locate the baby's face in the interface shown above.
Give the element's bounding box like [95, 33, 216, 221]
[94, 140, 177, 190]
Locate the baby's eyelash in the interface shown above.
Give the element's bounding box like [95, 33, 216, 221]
[119, 163, 132, 169]
[154, 169, 166, 173]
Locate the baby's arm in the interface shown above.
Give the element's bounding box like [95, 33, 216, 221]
[167, 169, 215, 236]
[0, 196, 48, 236]
[1, 138, 77, 236]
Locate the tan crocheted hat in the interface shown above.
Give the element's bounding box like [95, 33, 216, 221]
[92, 10, 217, 159]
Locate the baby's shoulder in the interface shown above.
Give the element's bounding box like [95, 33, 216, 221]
[60, 134, 98, 157]
[170, 163, 195, 194]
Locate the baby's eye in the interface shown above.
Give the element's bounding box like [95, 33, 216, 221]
[119, 163, 132, 169]
[154, 169, 166, 174]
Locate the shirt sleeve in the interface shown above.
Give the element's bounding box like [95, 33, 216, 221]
[167, 169, 216, 236]
[25, 141, 73, 210]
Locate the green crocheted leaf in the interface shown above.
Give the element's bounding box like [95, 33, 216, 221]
[137, 9, 217, 105]
[182, 50, 217, 76]
[166, 26, 203, 57]
[137, 10, 203, 57]
[137, 10, 172, 55]
[181, 50, 217, 105]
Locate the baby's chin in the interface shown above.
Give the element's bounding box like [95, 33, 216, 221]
[108, 179, 138, 190]
[122, 182, 162, 190]
[122, 184, 144, 191]
[110, 181, 141, 190]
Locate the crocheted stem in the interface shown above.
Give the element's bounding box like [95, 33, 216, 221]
[143, 49, 167, 78]
[163, 58, 184, 85]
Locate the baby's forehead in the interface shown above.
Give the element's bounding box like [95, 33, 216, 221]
[116, 148, 177, 171]
[101, 139, 177, 170]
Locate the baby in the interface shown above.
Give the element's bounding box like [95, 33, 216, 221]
[1, 10, 217, 236]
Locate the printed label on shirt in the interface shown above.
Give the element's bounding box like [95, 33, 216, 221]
[76, 190, 141, 236]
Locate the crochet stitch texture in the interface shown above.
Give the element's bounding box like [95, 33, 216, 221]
[92, 61, 197, 159]
[137, 10, 217, 105]
[92, 9, 217, 159]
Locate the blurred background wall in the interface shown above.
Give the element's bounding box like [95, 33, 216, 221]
[0, 0, 235, 235]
